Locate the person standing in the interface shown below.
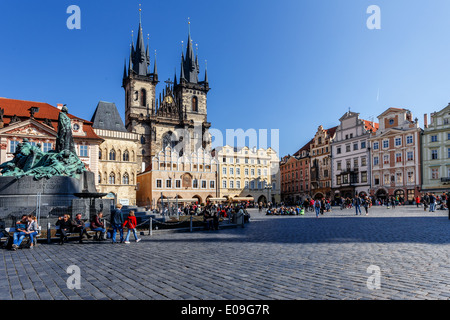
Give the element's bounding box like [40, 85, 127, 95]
[429, 193, 436, 212]
[447, 192, 450, 219]
[111, 204, 124, 244]
[123, 211, 141, 244]
[314, 199, 321, 218]
[415, 195, 421, 208]
[354, 195, 362, 215]
[362, 197, 370, 215]
[423, 193, 430, 211]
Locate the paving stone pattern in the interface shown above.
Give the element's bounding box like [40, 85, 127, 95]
[1, 205, 449, 300]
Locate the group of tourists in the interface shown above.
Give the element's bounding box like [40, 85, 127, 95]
[416, 192, 449, 212]
[8, 203, 142, 250]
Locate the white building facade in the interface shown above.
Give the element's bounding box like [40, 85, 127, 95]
[331, 111, 378, 200]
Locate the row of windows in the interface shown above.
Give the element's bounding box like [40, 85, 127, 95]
[222, 157, 268, 165]
[222, 167, 268, 176]
[9, 141, 54, 154]
[155, 179, 215, 190]
[430, 148, 450, 160]
[336, 157, 367, 170]
[101, 172, 134, 185]
[101, 149, 133, 162]
[9, 141, 88, 156]
[372, 135, 414, 150]
[282, 183, 309, 193]
[430, 167, 450, 179]
[373, 172, 415, 185]
[373, 152, 415, 166]
[283, 171, 309, 181]
[336, 171, 368, 185]
[336, 141, 366, 154]
[428, 132, 450, 142]
[222, 180, 276, 190]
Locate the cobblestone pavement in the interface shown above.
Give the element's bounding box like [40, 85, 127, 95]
[1, 205, 449, 300]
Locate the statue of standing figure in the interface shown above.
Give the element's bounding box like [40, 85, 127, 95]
[0, 105, 86, 180]
[55, 104, 76, 154]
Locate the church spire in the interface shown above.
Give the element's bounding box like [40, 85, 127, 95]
[181, 18, 199, 83]
[131, 5, 150, 76]
[204, 60, 208, 84]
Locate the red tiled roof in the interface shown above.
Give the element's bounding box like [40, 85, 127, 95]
[293, 138, 314, 157]
[363, 120, 379, 133]
[325, 126, 338, 137]
[0, 98, 102, 140]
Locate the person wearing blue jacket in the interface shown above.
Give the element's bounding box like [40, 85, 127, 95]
[111, 204, 124, 244]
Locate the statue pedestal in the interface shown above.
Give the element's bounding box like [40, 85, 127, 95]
[0, 172, 111, 220]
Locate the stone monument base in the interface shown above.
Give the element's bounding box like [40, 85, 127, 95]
[0, 172, 111, 220]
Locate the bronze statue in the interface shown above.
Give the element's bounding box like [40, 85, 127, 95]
[55, 105, 75, 154]
[0, 108, 86, 180]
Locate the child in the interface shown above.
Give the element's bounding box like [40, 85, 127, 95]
[123, 211, 141, 244]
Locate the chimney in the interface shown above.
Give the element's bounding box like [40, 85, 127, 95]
[424, 113, 428, 128]
[57, 104, 64, 110]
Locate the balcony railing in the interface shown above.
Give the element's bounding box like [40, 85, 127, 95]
[441, 177, 450, 182]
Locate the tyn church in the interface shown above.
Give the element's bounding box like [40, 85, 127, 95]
[122, 16, 211, 173]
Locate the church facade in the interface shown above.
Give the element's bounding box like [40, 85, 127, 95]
[122, 19, 211, 173]
[123, 17, 215, 207]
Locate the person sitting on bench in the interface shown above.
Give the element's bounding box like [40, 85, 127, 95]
[26, 215, 39, 249]
[56, 214, 74, 245]
[90, 211, 106, 240]
[73, 213, 92, 243]
[11, 215, 29, 251]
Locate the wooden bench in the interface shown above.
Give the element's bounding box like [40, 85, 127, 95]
[1, 226, 42, 249]
[54, 222, 105, 241]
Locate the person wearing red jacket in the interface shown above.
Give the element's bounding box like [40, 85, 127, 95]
[123, 211, 141, 244]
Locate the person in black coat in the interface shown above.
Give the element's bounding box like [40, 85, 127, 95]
[447, 193, 450, 220]
[73, 213, 92, 243]
[56, 214, 75, 245]
[111, 204, 124, 243]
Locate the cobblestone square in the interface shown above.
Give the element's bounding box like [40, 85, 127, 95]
[1, 205, 449, 300]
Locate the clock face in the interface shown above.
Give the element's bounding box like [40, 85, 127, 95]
[164, 96, 173, 104]
[73, 124, 80, 132]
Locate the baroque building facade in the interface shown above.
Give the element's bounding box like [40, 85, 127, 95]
[136, 147, 218, 208]
[331, 111, 379, 200]
[212, 146, 280, 205]
[368, 108, 422, 203]
[310, 125, 337, 199]
[421, 103, 450, 194]
[280, 139, 312, 204]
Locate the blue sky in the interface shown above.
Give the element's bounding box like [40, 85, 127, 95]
[1, 0, 450, 157]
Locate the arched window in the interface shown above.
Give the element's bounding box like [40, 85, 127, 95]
[141, 89, 147, 107]
[98, 173, 102, 184]
[122, 173, 129, 185]
[109, 172, 115, 184]
[123, 150, 130, 162]
[99, 149, 102, 160]
[192, 96, 198, 112]
[109, 149, 116, 161]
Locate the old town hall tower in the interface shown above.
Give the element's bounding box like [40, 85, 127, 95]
[122, 15, 211, 172]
